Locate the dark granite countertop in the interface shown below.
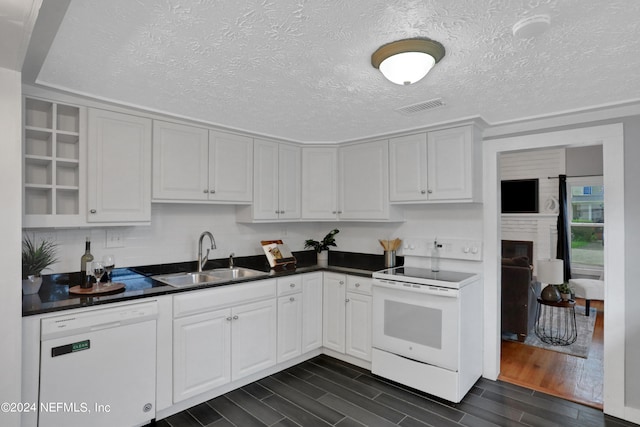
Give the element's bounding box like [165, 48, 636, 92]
[23, 250, 399, 316]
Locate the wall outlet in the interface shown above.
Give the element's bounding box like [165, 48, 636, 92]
[105, 229, 125, 248]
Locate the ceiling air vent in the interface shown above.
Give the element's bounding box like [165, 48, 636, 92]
[395, 98, 444, 116]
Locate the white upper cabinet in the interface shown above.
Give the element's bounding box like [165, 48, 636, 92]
[22, 97, 87, 228]
[152, 123, 253, 203]
[389, 133, 428, 202]
[389, 125, 482, 203]
[302, 143, 401, 221]
[301, 146, 338, 220]
[339, 139, 400, 220]
[152, 121, 209, 201]
[237, 139, 300, 221]
[208, 130, 253, 203]
[87, 108, 152, 223]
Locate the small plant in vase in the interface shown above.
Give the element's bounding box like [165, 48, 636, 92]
[22, 234, 58, 295]
[556, 283, 572, 301]
[305, 229, 339, 267]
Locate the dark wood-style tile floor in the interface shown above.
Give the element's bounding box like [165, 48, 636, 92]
[156, 354, 636, 427]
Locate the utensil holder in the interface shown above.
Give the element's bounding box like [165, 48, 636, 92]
[384, 250, 396, 268]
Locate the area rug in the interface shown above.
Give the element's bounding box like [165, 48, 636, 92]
[523, 305, 597, 358]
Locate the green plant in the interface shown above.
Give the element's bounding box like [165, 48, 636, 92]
[556, 283, 572, 294]
[304, 229, 339, 253]
[22, 234, 58, 279]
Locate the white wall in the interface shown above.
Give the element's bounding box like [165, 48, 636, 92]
[0, 67, 23, 427]
[33, 203, 484, 275]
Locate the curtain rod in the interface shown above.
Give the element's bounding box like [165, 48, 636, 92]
[547, 174, 603, 179]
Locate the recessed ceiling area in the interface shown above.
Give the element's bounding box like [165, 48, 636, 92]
[30, 0, 640, 142]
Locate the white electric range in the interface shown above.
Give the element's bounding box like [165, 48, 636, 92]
[371, 237, 483, 403]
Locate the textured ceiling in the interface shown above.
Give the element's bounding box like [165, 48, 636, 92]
[35, 0, 640, 142]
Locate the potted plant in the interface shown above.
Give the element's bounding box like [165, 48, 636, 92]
[556, 283, 572, 301]
[22, 234, 58, 295]
[304, 229, 339, 267]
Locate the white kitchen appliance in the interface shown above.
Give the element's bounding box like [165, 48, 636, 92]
[39, 301, 158, 427]
[371, 237, 482, 403]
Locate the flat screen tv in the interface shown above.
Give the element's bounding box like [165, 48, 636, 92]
[501, 179, 539, 213]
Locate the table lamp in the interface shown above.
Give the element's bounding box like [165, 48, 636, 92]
[537, 259, 564, 302]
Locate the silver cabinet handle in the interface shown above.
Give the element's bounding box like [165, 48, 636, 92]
[339, 281, 344, 285]
[90, 209, 97, 214]
[332, 211, 336, 214]
[203, 189, 209, 193]
[355, 283, 360, 287]
[289, 297, 295, 302]
[421, 190, 426, 194]
[290, 283, 296, 288]
[211, 189, 216, 194]
[275, 210, 279, 214]
[338, 210, 342, 214]
[427, 189, 433, 194]
[281, 210, 285, 214]
[226, 316, 232, 321]
[232, 315, 238, 320]
[345, 298, 350, 303]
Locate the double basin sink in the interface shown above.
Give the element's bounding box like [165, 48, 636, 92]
[152, 267, 268, 288]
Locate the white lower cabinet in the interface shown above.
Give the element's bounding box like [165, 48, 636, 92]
[173, 308, 231, 401]
[277, 272, 323, 363]
[302, 272, 323, 352]
[172, 280, 277, 403]
[323, 273, 372, 361]
[277, 280, 303, 363]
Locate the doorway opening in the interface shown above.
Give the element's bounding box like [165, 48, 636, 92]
[496, 146, 605, 408]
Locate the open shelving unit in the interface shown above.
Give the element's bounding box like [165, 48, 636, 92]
[23, 97, 85, 227]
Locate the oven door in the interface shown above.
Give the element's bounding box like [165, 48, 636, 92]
[372, 279, 459, 371]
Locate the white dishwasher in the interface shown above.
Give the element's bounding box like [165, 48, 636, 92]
[39, 301, 158, 427]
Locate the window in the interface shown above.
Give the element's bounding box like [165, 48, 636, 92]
[567, 177, 604, 270]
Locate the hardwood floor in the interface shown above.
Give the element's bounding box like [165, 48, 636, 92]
[499, 298, 604, 409]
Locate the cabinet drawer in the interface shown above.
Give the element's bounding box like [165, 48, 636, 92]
[277, 275, 303, 296]
[174, 279, 276, 318]
[346, 276, 372, 295]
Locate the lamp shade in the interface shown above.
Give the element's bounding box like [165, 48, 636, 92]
[371, 38, 445, 85]
[537, 259, 564, 285]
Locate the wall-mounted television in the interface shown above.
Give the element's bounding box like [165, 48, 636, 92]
[501, 179, 539, 213]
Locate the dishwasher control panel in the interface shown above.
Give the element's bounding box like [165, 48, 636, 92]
[41, 301, 158, 340]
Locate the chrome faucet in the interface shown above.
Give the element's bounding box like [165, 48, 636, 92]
[198, 231, 216, 272]
[229, 253, 235, 269]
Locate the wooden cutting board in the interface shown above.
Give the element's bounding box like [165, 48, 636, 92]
[69, 282, 125, 295]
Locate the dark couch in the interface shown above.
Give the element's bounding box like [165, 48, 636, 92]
[501, 258, 539, 342]
[501, 240, 539, 342]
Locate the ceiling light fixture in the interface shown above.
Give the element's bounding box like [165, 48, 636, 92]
[371, 38, 445, 86]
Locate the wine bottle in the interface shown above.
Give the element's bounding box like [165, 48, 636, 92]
[80, 237, 94, 288]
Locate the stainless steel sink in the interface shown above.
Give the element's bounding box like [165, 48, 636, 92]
[152, 267, 268, 288]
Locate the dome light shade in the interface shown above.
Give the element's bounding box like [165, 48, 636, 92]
[372, 38, 445, 85]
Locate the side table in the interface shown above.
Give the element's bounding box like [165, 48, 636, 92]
[534, 298, 577, 345]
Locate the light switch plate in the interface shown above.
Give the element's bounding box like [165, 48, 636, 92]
[105, 229, 125, 248]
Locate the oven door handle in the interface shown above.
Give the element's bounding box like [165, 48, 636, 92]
[373, 280, 459, 298]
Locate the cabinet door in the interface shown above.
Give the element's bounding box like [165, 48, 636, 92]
[389, 133, 428, 202]
[252, 139, 279, 219]
[301, 147, 338, 220]
[231, 298, 277, 380]
[277, 293, 302, 363]
[152, 121, 209, 201]
[339, 140, 390, 219]
[87, 109, 151, 222]
[278, 143, 301, 219]
[302, 272, 323, 352]
[427, 127, 473, 200]
[322, 272, 346, 353]
[209, 131, 253, 202]
[345, 292, 372, 361]
[173, 308, 231, 402]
